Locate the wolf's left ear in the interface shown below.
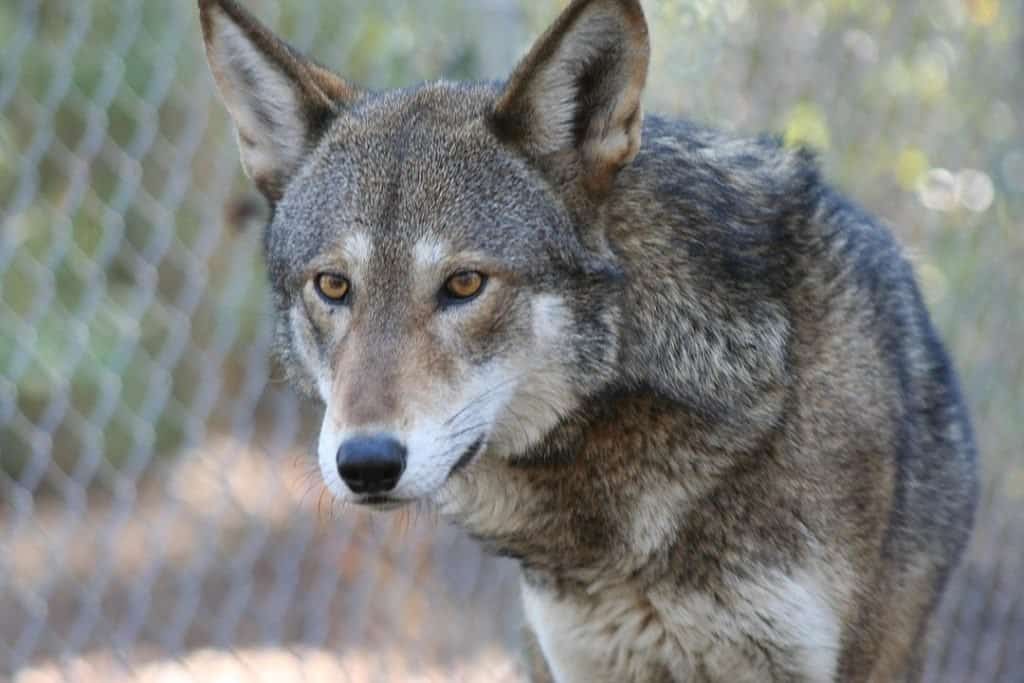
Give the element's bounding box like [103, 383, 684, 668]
[490, 0, 649, 195]
[199, 0, 360, 201]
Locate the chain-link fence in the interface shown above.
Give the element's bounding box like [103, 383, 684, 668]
[1, 0, 1022, 681]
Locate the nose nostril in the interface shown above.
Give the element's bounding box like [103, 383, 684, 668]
[336, 435, 407, 495]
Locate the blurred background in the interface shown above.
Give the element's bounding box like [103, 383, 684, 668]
[1, 0, 1022, 681]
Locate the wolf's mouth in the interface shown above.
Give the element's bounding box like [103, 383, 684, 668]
[449, 436, 485, 476]
[358, 495, 409, 510]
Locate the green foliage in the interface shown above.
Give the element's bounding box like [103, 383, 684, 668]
[1, 0, 1021, 494]
[783, 102, 831, 150]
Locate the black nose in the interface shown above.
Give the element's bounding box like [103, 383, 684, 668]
[336, 435, 407, 494]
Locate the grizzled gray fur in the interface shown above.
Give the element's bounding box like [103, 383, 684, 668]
[198, 0, 978, 680]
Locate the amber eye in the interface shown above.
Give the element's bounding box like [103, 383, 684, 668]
[314, 273, 350, 303]
[443, 271, 486, 302]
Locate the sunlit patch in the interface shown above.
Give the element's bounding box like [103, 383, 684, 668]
[917, 168, 958, 212]
[783, 102, 830, 151]
[894, 147, 929, 190]
[916, 168, 995, 213]
[967, 0, 1000, 26]
[956, 169, 995, 212]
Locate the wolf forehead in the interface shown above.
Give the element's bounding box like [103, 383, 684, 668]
[263, 82, 580, 289]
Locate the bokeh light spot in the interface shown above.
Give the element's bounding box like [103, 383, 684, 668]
[918, 168, 958, 212]
[956, 169, 996, 212]
[966, 0, 1000, 26]
[783, 102, 831, 151]
[896, 148, 930, 189]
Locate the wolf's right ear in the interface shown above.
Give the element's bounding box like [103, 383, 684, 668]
[490, 0, 649, 196]
[199, 0, 359, 201]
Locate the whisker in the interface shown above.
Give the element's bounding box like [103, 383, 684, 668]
[445, 422, 489, 444]
[442, 373, 525, 428]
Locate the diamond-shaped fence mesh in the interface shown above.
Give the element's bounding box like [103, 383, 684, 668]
[1, 1, 1021, 681]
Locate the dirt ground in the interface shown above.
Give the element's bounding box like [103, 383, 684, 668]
[2, 437, 524, 681]
[14, 646, 523, 682]
[3, 435, 1022, 682]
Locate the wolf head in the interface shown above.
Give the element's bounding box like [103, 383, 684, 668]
[199, 0, 649, 506]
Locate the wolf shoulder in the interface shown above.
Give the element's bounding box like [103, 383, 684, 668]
[607, 114, 972, 405]
[604, 113, 976, 510]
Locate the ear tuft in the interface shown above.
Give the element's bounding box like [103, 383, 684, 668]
[199, 0, 359, 200]
[491, 0, 649, 195]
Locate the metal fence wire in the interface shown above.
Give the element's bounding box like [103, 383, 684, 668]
[1, 0, 1022, 681]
